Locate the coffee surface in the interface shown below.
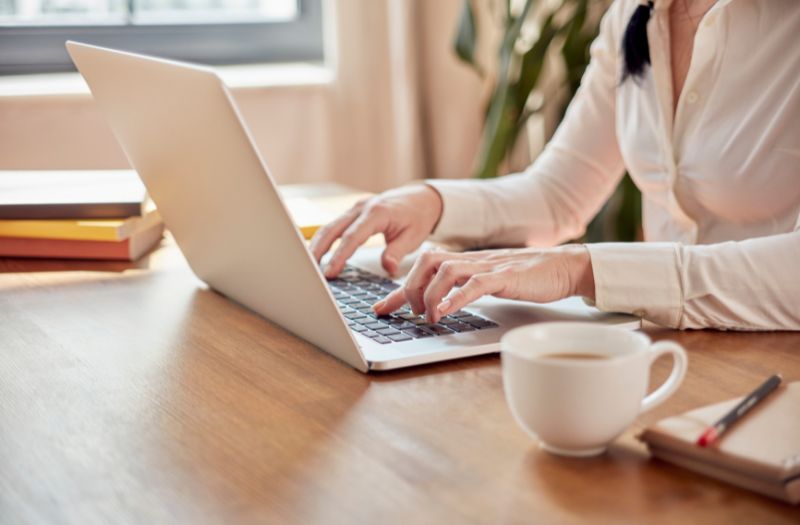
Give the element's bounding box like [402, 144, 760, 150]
[538, 352, 609, 361]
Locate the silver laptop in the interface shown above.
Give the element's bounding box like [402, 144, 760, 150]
[67, 41, 638, 372]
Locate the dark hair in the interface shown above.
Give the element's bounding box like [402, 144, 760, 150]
[621, 0, 654, 83]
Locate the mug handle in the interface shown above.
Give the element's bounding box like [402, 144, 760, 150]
[640, 340, 688, 413]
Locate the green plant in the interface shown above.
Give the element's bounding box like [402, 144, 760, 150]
[454, 0, 642, 241]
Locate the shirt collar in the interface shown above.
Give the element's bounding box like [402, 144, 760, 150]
[651, 0, 733, 11]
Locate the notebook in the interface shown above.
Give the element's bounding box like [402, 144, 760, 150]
[640, 381, 800, 504]
[285, 192, 373, 239]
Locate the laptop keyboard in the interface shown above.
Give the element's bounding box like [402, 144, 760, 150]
[328, 265, 498, 345]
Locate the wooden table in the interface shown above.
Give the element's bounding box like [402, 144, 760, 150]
[2, 195, 799, 524]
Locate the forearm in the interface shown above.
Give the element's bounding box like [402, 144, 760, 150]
[426, 147, 624, 249]
[588, 230, 800, 330]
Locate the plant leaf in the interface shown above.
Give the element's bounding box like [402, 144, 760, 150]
[474, 85, 520, 178]
[471, 0, 536, 179]
[454, 0, 482, 74]
[513, 11, 560, 115]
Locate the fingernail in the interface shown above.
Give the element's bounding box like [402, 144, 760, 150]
[372, 300, 386, 312]
[437, 299, 451, 314]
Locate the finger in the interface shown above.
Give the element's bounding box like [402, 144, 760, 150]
[381, 228, 420, 276]
[437, 272, 504, 317]
[372, 287, 406, 315]
[325, 212, 385, 278]
[309, 206, 361, 262]
[423, 261, 490, 323]
[402, 250, 451, 315]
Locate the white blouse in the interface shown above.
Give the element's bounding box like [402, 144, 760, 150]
[427, 0, 800, 330]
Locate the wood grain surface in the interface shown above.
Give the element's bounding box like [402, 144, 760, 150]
[2, 209, 799, 524]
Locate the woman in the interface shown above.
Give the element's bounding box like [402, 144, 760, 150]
[311, 0, 800, 330]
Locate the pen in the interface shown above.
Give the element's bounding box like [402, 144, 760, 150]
[697, 373, 783, 447]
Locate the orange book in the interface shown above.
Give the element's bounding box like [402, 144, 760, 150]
[0, 221, 164, 261]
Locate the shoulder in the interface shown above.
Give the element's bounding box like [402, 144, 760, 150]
[591, 0, 639, 58]
[599, 0, 641, 40]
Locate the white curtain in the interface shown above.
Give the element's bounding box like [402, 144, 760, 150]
[326, 0, 520, 192]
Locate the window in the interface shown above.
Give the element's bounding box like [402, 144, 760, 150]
[0, 0, 324, 75]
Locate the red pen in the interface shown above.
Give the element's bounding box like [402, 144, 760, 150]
[697, 374, 782, 447]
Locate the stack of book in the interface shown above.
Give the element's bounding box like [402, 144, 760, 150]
[0, 170, 164, 261]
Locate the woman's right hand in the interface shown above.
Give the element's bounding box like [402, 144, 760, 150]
[310, 184, 443, 279]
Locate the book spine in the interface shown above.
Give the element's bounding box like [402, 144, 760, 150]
[0, 220, 126, 241]
[0, 237, 132, 260]
[0, 202, 143, 220]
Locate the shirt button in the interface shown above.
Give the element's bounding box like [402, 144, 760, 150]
[686, 91, 699, 104]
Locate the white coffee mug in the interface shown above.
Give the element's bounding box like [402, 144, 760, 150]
[501, 322, 688, 457]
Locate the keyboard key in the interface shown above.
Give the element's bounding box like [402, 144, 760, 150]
[449, 322, 476, 332]
[402, 328, 432, 338]
[388, 333, 412, 342]
[351, 324, 368, 332]
[437, 317, 460, 325]
[345, 312, 367, 320]
[364, 321, 387, 330]
[377, 327, 401, 336]
[450, 311, 472, 318]
[423, 325, 453, 336]
[470, 319, 498, 329]
[373, 336, 392, 344]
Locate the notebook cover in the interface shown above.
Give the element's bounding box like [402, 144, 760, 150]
[640, 382, 800, 501]
[649, 445, 800, 504]
[285, 193, 373, 239]
[0, 170, 147, 219]
[0, 208, 161, 241]
[0, 222, 164, 261]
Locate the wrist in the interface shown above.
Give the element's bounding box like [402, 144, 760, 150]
[563, 244, 596, 300]
[422, 183, 444, 234]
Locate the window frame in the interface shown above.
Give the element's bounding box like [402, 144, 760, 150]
[0, 0, 324, 75]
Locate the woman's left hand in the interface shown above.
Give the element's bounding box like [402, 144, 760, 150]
[373, 245, 596, 323]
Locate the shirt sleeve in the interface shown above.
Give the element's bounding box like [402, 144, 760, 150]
[587, 225, 800, 330]
[426, 0, 627, 249]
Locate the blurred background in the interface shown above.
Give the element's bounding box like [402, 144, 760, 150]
[0, 0, 640, 242]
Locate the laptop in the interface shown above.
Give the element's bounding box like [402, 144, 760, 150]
[66, 41, 639, 372]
